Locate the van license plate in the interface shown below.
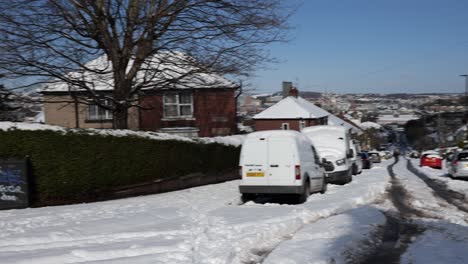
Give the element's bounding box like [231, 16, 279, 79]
[246, 172, 264, 177]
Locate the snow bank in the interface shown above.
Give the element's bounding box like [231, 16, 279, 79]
[264, 206, 385, 264]
[0, 121, 245, 147]
[0, 121, 65, 132]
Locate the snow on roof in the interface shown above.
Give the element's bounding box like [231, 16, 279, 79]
[302, 125, 348, 135]
[0, 122, 244, 146]
[360, 121, 382, 130]
[253, 96, 329, 119]
[247, 129, 304, 139]
[42, 52, 237, 92]
[377, 114, 419, 124]
[251, 93, 272, 99]
[327, 115, 363, 134]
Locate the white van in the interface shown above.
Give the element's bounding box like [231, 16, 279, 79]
[239, 130, 326, 203]
[350, 140, 363, 175]
[302, 125, 353, 184]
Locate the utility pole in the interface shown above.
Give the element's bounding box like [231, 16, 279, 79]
[460, 74, 468, 140]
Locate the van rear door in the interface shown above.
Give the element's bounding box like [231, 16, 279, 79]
[267, 138, 296, 185]
[241, 138, 268, 185]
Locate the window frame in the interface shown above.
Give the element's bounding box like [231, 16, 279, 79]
[163, 92, 194, 118]
[281, 123, 290, 130]
[87, 99, 113, 121]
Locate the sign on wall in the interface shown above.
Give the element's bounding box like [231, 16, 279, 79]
[0, 159, 29, 209]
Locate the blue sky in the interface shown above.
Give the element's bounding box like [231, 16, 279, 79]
[250, 0, 468, 94]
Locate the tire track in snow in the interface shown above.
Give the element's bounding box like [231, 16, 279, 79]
[406, 160, 468, 214]
[360, 157, 426, 264]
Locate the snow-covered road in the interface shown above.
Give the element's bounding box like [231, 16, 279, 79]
[0, 162, 391, 264]
[3, 157, 468, 264]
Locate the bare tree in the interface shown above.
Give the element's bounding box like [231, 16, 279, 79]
[0, 0, 292, 128]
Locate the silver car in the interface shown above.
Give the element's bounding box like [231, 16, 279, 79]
[447, 151, 468, 178]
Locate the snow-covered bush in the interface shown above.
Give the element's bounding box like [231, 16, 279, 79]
[0, 129, 240, 205]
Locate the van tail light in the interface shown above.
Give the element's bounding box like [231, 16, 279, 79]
[454, 160, 458, 166]
[239, 166, 243, 177]
[295, 165, 301, 180]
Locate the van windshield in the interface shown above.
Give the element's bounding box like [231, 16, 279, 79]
[308, 134, 346, 154]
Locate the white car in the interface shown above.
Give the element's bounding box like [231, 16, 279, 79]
[239, 130, 326, 203]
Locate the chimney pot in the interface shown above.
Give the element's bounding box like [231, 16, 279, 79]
[289, 87, 299, 98]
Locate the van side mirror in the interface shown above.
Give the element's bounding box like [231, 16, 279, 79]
[321, 159, 334, 172]
[347, 149, 354, 159]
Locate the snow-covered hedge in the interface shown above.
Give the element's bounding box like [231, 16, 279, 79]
[0, 128, 240, 205]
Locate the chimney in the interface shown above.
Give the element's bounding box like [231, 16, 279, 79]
[289, 86, 299, 98]
[282, 81, 293, 98]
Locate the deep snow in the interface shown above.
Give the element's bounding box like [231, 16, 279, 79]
[0, 163, 390, 264]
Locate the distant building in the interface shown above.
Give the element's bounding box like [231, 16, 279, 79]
[253, 88, 329, 131]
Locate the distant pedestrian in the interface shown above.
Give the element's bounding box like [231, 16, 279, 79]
[393, 148, 400, 160]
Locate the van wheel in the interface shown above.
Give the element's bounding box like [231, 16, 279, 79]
[320, 179, 327, 194]
[241, 193, 255, 203]
[345, 172, 352, 184]
[298, 182, 310, 203]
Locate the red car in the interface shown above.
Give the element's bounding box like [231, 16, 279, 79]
[420, 151, 443, 169]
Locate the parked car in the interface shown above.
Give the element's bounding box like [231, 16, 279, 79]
[447, 150, 468, 178]
[420, 151, 443, 169]
[302, 125, 353, 184]
[238, 130, 327, 203]
[382, 151, 393, 160]
[350, 141, 362, 175]
[360, 152, 372, 169]
[409, 151, 420, 159]
[368, 151, 382, 163]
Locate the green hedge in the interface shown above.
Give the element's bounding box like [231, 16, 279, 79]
[0, 129, 240, 205]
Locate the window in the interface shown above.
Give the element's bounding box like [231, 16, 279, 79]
[281, 123, 289, 130]
[88, 100, 113, 120]
[299, 120, 306, 130]
[163, 92, 193, 118]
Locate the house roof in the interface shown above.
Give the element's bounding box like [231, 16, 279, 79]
[253, 96, 330, 119]
[360, 121, 382, 130]
[42, 52, 237, 93]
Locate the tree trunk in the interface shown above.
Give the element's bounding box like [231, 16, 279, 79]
[113, 103, 128, 129]
[113, 71, 130, 129]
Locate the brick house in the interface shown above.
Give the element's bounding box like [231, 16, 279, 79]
[41, 54, 239, 137]
[253, 90, 329, 131]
